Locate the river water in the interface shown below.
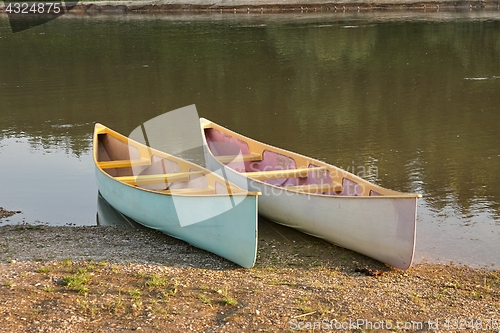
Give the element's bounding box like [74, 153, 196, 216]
[1, 11, 499, 268]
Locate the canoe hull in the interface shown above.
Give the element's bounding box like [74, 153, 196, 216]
[205, 154, 416, 269]
[96, 166, 258, 268]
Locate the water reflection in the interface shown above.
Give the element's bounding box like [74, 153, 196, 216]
[1, 12, 499, 267]
[96, 192, 143, 229]
[0, 137, 97, 226]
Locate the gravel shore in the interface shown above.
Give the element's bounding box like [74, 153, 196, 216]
[1, 223, 499, 332]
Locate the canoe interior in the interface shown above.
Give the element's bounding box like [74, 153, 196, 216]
[95, 125, 246, 196]
[203, 126, 414, 197]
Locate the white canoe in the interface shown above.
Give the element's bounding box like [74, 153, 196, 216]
[93, 123, 259, 268]
[200, 118, 421, 269]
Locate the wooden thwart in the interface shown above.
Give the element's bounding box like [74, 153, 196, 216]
[285, 182, 342, 193]
[162, 187, 214, 195]
[243, 166, 328, 180]
[98, 158, 151, 169]
[115, 171, 204, 185]
[216, 153, 262, 164]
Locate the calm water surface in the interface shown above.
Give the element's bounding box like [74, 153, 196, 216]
[1, 11, 499, 267]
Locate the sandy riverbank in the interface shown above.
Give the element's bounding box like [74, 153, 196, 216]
[0, 224, 499, 332]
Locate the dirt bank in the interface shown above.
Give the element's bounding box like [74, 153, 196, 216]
[0, 224, 499, 332]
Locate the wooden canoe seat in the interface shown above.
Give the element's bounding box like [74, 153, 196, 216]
[216, 153, 262, 164]
[285, 182, 342, 193]
[161, 187, 214, 195]
[98, 158, 151, 169]
[243, 166, 328, 180]
[115, 171, 205, 186]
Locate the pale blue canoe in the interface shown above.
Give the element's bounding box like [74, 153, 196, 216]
[93, 123, 260, 268]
